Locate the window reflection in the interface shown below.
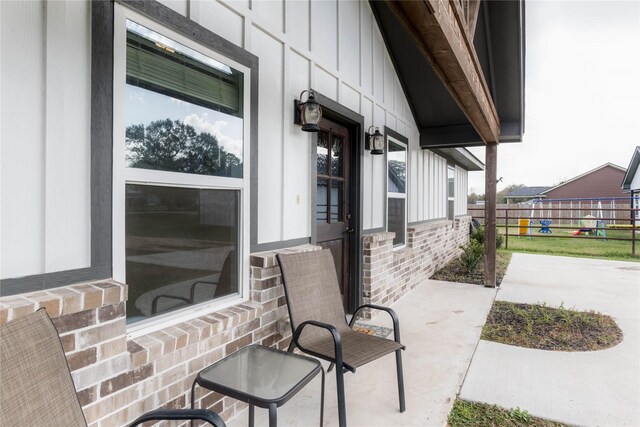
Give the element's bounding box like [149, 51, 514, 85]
[331, 181, 343, 222]
[317, 178, 328, 223]
[126, 185, 239, 323]
[125, 21, 244, 178]
[331, 135, 343, 177]
[388, 141, 406, 193]
[317, 132, 329, 175]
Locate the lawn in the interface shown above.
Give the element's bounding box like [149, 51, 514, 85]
[448, 400, 569, 427]
[498, 226, 639, 262]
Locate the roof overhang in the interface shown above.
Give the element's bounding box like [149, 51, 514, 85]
[430, 147, 484, 171]
[371, 0, 525, 148]
[621, 147, 640, 192]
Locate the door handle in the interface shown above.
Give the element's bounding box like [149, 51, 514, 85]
[345, 228, 355, 234]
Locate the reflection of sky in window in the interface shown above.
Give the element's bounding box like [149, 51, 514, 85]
[126, 20, 232, 75]
[126, 85, 243, 159]
[388, 151, 405, 162]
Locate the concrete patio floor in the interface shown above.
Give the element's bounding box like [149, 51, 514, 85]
[460, 253, 640, 427]
[228, 279, 497, 427]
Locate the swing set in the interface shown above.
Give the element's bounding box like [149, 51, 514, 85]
[523, 197, 610, 240]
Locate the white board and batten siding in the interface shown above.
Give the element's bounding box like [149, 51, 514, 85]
[1, 0, 91, 279]
[181, 0, 447, 240]
[0, 0, 462, 280]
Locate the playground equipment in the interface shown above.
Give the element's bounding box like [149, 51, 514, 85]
[525, 198, 610, 240]
[539, 219, 552, 234]
[572, 215, 596, 235]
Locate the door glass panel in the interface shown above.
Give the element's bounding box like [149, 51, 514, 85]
[317, 132, 329, 175]
[317, 178, 329, 223]
[331, 135, 343, 177]
[330, 181, 343, 222]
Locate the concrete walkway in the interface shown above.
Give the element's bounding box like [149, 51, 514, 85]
[228, 279, 496, 427]
[460, 253, 640, 427]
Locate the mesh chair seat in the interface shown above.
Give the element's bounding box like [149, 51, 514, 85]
[299, 327, 403, 371]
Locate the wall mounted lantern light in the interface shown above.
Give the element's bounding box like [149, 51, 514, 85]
[365, 126, 384, 155]
[294, 89, 322, 132]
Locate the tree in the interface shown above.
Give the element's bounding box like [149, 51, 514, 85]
[497, 184, 526, 204]
[126, 119, 241, 177]
[468, 192, 484, 204]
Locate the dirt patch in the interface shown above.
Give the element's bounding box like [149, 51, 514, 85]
[481, 301, 623, 351]
[431, 251, 512, 286]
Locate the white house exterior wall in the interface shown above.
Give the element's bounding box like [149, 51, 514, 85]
[0, 0, 91, 279]
[162, 0, 424, 238]
[0, 0, 457, 281]
[630, 168, 640, 192]
[0, 2, 478, 425]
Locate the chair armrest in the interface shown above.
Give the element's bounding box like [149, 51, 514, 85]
[350, 304, 402, 344]
[291, 320, 346, 371]
[128, 408, 226, 427]
[151, 295, 191, 314]
[189, 280, 218, 302]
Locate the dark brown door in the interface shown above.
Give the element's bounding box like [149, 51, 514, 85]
[315, 118, 352, 311]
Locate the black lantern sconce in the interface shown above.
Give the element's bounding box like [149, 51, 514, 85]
[365, 126, 384, 155]
[294, 89, 322, 132]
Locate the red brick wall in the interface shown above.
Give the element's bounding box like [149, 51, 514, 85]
[545, 166, 626, 199]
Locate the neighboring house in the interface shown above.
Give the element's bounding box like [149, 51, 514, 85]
[504, 186, 551, 203]
[621, 146, 640, 218]
[540, 163, 627, 200]
[0, 1, 524, 425]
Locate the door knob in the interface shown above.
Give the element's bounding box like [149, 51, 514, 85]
[345, 228, 354, 234]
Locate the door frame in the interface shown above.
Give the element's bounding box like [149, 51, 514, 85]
[309, 91, 364, 314]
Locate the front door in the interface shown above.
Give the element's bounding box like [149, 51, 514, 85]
[315, 118, 352, 312]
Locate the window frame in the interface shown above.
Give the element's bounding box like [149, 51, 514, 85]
[112, 4, 251, 336]
[447, 164, 455, 221]
[386, 135, 408, 250]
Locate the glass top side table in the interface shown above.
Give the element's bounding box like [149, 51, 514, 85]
[191, 345, 324, 427]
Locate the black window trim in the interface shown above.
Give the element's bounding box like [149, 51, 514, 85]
[0, 0, 259, 297]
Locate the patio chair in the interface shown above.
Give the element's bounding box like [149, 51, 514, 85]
[151, 249, 237, 315]
[276, 249, 405, 427]
[0, 308, 226, 427]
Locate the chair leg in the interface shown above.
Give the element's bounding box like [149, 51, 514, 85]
[395, 349, 406, 413]
[336, 362, 347, 427]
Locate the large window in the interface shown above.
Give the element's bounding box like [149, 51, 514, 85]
[113, 7, 250, 327]
[387, 137, 407, 248]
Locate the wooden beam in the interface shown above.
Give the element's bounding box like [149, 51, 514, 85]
[484, 142, 497, 287]
[467, 0, 482, 39]
[386, 0, 500, 143]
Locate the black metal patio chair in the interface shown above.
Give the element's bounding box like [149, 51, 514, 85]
[276, 249, 405, 427]
[0, 308, 226, 427]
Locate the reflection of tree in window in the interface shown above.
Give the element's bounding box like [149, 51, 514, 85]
[126, 119, 242, 178]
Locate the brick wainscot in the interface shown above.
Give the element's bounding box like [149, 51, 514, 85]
[0, 217, 470, 425]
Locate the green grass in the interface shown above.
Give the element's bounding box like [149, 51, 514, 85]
[448, 400, 569, 427]
[481, 301, 623, 351]
[499, 227, 640, 262]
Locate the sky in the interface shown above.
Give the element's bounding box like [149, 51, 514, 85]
[466, 0, 640, 195]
